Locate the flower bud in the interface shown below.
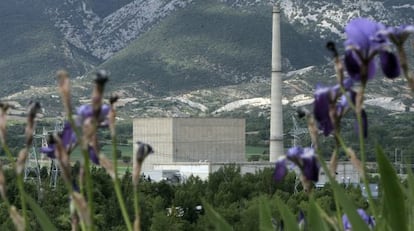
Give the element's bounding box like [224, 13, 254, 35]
[99, 155, 115, 180]
[10, 206, 24, 231]
[57, 70, 72, 115]
[71, 192, 91, 226]
[0, 167, 6, 200]
[135, 142, 154, 163]
[0, 102, 11, 144]
[16, 149, 28, 175]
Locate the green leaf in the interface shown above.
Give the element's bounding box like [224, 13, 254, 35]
[201, 199, 233, 231]
[331, 181, 370, 231]
[259, 196, 273, 231]
[275, 196, 299, 231]
[376, 145, 407, 231]
[23, 192, 58, 231]
[308, 199, 329, 231]
[406, 169, 414, 230]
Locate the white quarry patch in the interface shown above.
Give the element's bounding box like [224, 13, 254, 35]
[286, 66, 315, 78]
[280, 0, 390, 38]
[49, 0, 193, 60]
[165, 96, 208, 112]
[392, 4, 414, 10]
[319, 19, 342, 36]
[3, 86, 54, 100]
[212, 97, 271, 114]
[365, 97, 409, 112]
[290, 94, 314, 107]
[115, 97, 138, 107]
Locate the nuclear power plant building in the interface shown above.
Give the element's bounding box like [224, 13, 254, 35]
[133, 118, 246, 171]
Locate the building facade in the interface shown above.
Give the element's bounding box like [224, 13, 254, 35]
[133, 118, 246, 171]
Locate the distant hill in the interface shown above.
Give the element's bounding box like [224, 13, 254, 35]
[0, 0, 97, 96]
[99, 0, 327, 95]
[0, 0, 414, 117]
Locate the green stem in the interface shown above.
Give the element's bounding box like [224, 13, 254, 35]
[16, 174, 28, 230]
[111, 136, 133, 231]
[314, 148, 342, 229]
[2, 143, 15, 168]
[133, 184, 140, 230]
[80, 221, 87, 231]
[2, 143, 28, 230]
[332, 147, 344, 231]
[335, 131, 377, 218]
[397, 45, 414, 91]
[355, 110, 377, 217]
[81, 148, 95, 231]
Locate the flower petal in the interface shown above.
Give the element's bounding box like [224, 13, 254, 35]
[343, 78, 355, 90]
[380, 51, 400, 79]
[88, 146, 99, 165]
[301, 148, 319, 182]
[273, 157, 288, 182]
[314, 87, 334, 136]
[342, 214, 351, 230]
[286, 146, 304, 158]
[345, 51, 361, 81]
[99, 104, 110, 124]
[40, 146, 55, 159]
[61, 122, 77, 151]
[341, 209, 375, 229]
[76, 104, 110, 126]
[345, 18, 384, 51]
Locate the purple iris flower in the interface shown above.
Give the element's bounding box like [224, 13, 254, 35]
[379, 51, 401, 79]
[40, 122, 77, 158]
[76, 104, 110, 126]
[274, 147, 319, 182]
[300, 148, 320, 182]
[314, 85, 334, 136]
[313, 79, 354, 136]
[342, 209, 375, 230]
[88, 146, 99, 165]
[273, 156, 288, 182]
[378, 25, 414, 45]
[61, 122, 77, 151]
[40, 142, 56, 159]
[344, 18, 400, 81]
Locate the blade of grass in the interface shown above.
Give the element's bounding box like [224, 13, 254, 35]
[308, 199, 329, 231]
[376, 145, 407, 231]
[275, 196, 299, 231]
[201, 199, 233, 231]
[23, 192, 57, 231]
[259, 196, 273, 231]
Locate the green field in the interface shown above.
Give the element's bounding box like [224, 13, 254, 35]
[69, 144, 133, 162]
[245, 145, 267, 157]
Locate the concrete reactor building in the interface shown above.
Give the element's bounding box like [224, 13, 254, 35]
[133, 118, 246, 171]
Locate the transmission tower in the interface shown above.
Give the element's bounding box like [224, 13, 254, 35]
[24, 130, 43, 198]
[24, 119, 64, 193]
[289, 115, 308, 146]
[49, 119, 63, 188]
[289, 115, 309, 194]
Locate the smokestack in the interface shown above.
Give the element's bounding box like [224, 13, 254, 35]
[269, 5, 284, 162]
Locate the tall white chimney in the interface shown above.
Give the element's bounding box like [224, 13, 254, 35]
[269, 5, 284, 162]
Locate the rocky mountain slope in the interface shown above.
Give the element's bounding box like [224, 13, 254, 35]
[1, 0, 414, 118]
